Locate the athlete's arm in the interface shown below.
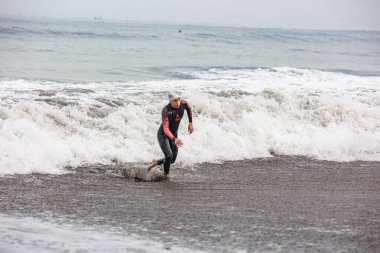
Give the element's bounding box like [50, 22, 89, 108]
[181, 100, 194, 134]
[162, 110, 175, 140]
[181, 100, 193, 123]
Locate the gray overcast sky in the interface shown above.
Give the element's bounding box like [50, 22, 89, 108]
[1, 0, 379, 30]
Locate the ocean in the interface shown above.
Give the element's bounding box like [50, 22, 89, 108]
[0, 15, 380, 175]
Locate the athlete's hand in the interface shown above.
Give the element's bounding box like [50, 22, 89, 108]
[174, 138, 183, 147]
[188, 123, 194, 134]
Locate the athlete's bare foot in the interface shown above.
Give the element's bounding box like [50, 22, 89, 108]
[147, 159, 157, 171]
[163, 173, 171, 180]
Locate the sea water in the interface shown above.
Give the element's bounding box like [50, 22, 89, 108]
[1, 15, 380, 174]
[0, 214, 205, 253]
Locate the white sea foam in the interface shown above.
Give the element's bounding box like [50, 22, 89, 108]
[0, 214, 204, 253]
[0, 68, 379, 174]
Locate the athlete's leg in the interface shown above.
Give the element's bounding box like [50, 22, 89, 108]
[162, 138, 173, 174]
[157, 132, 173, 174]
[170, 141, 178, 164]
[169, 132, 178, 164]
[156, 158, 165, 166]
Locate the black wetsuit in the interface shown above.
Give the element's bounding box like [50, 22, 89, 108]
[157, 100, 192, 174]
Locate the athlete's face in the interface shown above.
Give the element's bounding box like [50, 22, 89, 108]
[170, 97, 181, 108]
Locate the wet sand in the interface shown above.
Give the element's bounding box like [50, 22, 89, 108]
[0, 156, 379, 252]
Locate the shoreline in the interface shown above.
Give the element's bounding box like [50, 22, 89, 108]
[1, 156, 379, 252]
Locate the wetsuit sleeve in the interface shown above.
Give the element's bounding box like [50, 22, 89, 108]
[162, 109, 175, 140]
[181, 100, 193, 123]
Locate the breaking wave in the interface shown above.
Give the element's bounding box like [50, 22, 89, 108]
[1, 67, 379, 174]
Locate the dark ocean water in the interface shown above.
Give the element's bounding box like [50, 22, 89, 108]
[1, 15, 380, 82]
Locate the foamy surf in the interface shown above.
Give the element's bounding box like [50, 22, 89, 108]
[0, 214, 204, 253]
[0, 67, 379, 175]
[110, 163, 165, 182]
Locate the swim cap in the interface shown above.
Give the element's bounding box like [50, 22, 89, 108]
[168, 91, 180, 102]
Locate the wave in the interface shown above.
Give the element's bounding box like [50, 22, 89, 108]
[0, 26, 160, 40]
[0, 67, 379, 174]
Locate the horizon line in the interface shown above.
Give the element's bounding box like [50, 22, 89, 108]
[1, 13, 379, 33]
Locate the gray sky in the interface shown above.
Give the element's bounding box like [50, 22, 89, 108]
[1, 0, 379, 30]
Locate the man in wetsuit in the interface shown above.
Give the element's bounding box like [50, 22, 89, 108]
[148, 91, 194, 179]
